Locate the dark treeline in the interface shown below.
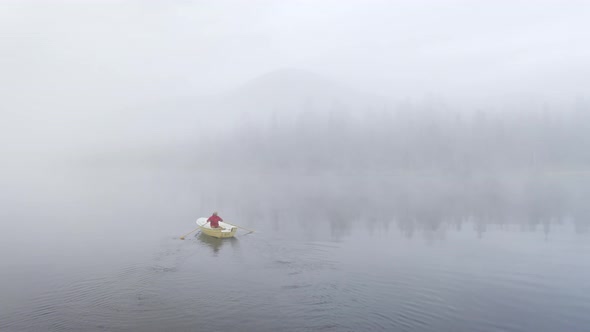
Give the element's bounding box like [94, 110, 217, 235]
[197, 99, 590, 174]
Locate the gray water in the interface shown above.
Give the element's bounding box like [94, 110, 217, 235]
[1, 167, 590, 332]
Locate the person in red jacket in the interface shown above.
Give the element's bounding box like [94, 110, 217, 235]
[207, 212, 223, 228]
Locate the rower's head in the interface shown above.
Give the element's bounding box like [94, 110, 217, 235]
[213, 211, 218, 216]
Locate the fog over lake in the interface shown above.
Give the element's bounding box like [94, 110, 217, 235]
[1, 1, 590, 332]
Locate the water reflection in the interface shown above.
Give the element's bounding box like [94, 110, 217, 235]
[195, 232, 239, 255]
[3, 168, 590, 332]
[194, 172, 590, 239]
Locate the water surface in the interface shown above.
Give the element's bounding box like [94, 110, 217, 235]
[1, 168, 589, 331]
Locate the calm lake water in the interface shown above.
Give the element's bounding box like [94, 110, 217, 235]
[1, 167, 589, 331]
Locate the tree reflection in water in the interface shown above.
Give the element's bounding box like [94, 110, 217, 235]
[194, 172, 590, 240]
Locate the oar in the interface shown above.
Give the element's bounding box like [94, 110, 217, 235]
[179, 225, 202, 240]
[230, 223, 255, 233]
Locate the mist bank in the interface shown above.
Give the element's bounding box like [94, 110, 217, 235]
[31, 166, 584, 241]
[6, 68, 589, 176]
[78, 101, 590, 177]
[57, 68, 587, 175]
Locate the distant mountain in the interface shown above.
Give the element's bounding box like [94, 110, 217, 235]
[209, 68, 388, 115]
[226, 68, 371, 107]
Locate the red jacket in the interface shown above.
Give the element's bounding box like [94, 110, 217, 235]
[207, 215, 223, 228]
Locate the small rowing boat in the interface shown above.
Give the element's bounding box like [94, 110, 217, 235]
[196, 217, 238, 239]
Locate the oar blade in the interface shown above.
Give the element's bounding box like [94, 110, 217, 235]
[179, 226, 201, 240]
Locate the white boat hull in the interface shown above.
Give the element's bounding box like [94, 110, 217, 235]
[196, 217, 237, 238]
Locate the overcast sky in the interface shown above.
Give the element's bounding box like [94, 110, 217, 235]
[2, 1, 589, 103]
[1, 1, 589, 156]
